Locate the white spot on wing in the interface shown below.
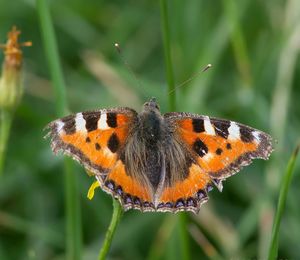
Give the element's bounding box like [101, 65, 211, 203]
[98, 113, 109, 130]
[56, 120, 65, 133]
[75, 113, 87, 132]
[204, 117, 216, 135]
[228, 122, 240, 140]
[252, 131, 261, 144]
[203, 152, 213, 161]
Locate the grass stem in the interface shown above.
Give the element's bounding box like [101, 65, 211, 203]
[222, 0, 252, 86]
[36, 0, 82, 259]
[36, 0, 66, 117]
[98, 199, 123, 260]
[0, 109, 13, 175]
[267, 144, 299, 260]
[178, 212, 190, 260]
[160, 0, 176, 111]
[160, 1, 190, 259]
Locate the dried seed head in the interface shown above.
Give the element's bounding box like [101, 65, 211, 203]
[0, 26, 31, 110]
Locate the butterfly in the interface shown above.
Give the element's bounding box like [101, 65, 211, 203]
[46, 97, 273, 214]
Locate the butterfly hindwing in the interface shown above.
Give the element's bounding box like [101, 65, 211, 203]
[157, 162, 212, 213]
[100, 160, 154, 212]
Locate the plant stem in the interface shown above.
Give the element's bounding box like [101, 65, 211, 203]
[160, 0, 176, 111]
[222, 0, 252, 87]
[0, 109, 13, 175]
[178, 212, 190, 260]
[36, 0, 81, 259]
[64, 158, 81, 260]
[267, 144, 299, 260]
[36, 0, 66, 117]
[98, 199, 123, 260]
[160, 1, 190, 260]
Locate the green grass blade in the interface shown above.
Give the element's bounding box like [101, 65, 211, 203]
[36, 0, 66, 117]
[160, 1, 190, 260]
[64, 158, 82, 260]
[160, 0, 176, 111]
[36, 0, 82, 259]
[98, 199, 123, 260]
[146, 215, 177, 260]
[0, 210, 63, 247]
[222, 0, 252, 87]
[178, 212, 190, 260]
[0, 110, 13, 175]
[267, 144, 300, 260]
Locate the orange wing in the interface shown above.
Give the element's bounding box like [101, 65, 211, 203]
[166, 113, 273, 178]
[157, 112, 273, 213]
[46, 108, 136, 174]
[46, 108, 154, 211]
[157, 162, 212, 213]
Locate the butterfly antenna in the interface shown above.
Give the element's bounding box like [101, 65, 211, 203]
[168, 63, 212, 95]
[114, 43, 150, 97]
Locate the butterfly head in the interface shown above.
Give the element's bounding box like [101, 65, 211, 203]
[143, 97, 160, 113]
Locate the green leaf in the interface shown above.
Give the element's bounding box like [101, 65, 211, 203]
[268, 144, 300, 260]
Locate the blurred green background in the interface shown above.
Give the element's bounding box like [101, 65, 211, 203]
[0, 0, 300, 259]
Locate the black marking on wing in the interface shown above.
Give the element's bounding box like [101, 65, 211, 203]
[192, 118, 205, 133]
[240, 127, 254, 143]
[95, 143, 101, 150]
[82, 112, 101, 132]
[61, 115, 76, 135]
[216, 148, 223, 155]
[108, 133, 120, 153]
[212, 120, 230, 139]
[193, 139, 208, 157]
[106, 113, 117, 128]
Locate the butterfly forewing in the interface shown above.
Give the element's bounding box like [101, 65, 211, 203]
[46, 108, 137, 176]
[164, 112, 273, 180]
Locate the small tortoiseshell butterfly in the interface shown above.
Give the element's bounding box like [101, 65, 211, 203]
[46, 97, 273, 214]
